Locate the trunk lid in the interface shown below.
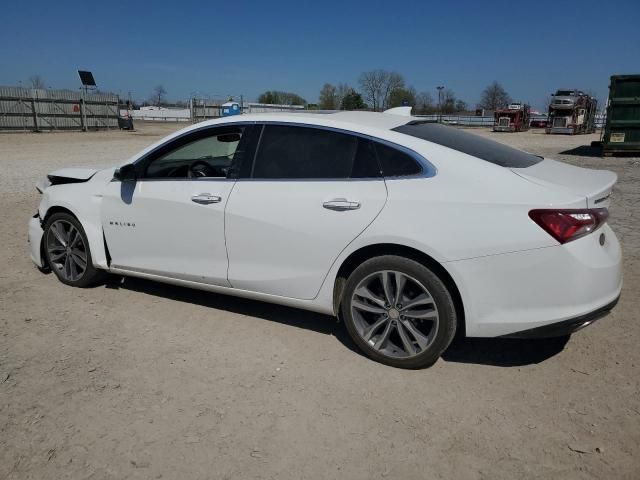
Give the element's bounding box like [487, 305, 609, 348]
[512, 158, 616, 208]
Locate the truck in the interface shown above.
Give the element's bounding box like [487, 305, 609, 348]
[493, 103, 531, 132]
[546, 89, 598, 134]
[600, 74, 640, 156]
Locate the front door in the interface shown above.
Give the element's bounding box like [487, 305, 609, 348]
[101, 124, 253, 286]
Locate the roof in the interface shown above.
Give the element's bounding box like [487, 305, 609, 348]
[206, 110, 413, 131]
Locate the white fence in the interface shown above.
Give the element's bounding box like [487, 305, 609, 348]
[122, 108, 190, 122]
[123, 102, 306, 123]
[0, 87, 119, 131]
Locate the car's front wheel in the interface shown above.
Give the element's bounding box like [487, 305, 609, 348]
[341, 255, 457, 369]
[43, 212, 106, 287]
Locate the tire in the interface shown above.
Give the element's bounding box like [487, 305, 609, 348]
[340, 255, 457, 369]
[43, 212, 107, 287]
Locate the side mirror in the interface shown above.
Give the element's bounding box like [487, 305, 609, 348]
[114, 163, 137, 182]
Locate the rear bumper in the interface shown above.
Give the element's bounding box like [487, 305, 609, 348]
[28, 215, 44, 268]
[500, 296, 619, 338]
[447, 224, 623, 337]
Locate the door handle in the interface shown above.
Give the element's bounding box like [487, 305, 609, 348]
[191, 193, 222, 205]
[322, 198, 361, 211]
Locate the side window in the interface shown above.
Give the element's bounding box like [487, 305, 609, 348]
[251, 125, 379, 179]
[144, 126, 245, 179]
[374, 141, 422, 177]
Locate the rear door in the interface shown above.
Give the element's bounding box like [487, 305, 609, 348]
[225, 124, 387, 299]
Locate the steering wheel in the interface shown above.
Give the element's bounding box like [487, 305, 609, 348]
[189, 160, 216, 178]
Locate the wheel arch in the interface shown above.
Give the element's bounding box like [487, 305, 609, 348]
[42, 205, 78, 223]
[333, 243, 466, 336]
[40, 204, 109, 269]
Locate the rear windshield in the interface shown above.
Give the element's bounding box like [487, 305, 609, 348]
[393, 122, 542, 168]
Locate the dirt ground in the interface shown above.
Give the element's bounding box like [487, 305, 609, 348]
[1, 122, 638, 480]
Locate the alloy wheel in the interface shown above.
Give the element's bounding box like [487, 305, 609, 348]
[350, 270, 440, 359]
[46, 220, 87, 282]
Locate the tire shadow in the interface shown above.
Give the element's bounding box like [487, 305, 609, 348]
[105, 275, 570, 368]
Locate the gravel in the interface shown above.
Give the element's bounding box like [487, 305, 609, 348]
[1, 122, 638, 479]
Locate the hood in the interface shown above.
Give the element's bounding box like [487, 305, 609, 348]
[512, 158, 616, 208]
[48, 166, 102, 181]
[35, 166, 106, 193]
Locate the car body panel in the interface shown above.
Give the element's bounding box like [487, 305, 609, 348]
[512, 158, 616, 208]
[28, 216, 44, 267]
[225, 178, 387, 299]
[27, 111, 624, 339]
[445, 223, 622, 336]
[100, 178, 236, 286]
[37, 170, 115, 269]
[48, 166, 102, 181]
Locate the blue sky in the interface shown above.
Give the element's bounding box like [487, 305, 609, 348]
[1, 0, 639, 110]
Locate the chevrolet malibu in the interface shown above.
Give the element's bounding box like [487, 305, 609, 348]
[28, 108, 622, 368]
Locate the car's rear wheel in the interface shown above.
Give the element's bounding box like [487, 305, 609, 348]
[43, 212, 106, 287]
[341, 255, 457, 369]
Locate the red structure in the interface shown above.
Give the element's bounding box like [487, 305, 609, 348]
[493, 103, 531, 132]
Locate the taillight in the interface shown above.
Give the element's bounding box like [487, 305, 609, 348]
[529, 208, 609, 244]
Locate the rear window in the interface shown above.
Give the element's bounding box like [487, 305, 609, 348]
[393, 122, 542, 168]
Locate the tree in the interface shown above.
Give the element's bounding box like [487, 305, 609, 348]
[479, 81, 511, 110]
[455, 99, 469, 112]
[358, 70, 405, 111]
[318, 83, 337, 109]
[258, 90, 306, 106]
[336, 83, 351, 110]
[381, 72, 405, 110]
[152, 85, 167, 107]
[438, 89, 454, 114]
[258, 91, 276, 104]
[415, 91, 435, 114]
[28, 75, 46, 89]
[340, 89, 366, 110]
[358, 70, 385, 111]
[387, 86, 417, 109]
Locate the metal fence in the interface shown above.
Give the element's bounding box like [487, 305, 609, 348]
[0, 87, 119, 131]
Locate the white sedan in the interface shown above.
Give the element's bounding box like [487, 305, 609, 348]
[28, 108, 622, 368]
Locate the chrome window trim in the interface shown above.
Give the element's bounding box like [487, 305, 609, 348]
[125, 120, 437, 183]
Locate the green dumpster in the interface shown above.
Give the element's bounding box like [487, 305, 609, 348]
[602, 74, 640, 156]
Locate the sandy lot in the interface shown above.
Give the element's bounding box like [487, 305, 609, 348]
[1, 122, 639, 479]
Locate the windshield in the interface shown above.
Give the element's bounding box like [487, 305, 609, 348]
[555, 90, 575, 96]
[393, 122, 542, 168]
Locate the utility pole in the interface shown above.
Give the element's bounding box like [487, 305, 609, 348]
[437, 85, 444, 123]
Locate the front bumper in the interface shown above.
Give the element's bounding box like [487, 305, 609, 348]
[28, 215, 45, 268]
[547, 127, 575, 134]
